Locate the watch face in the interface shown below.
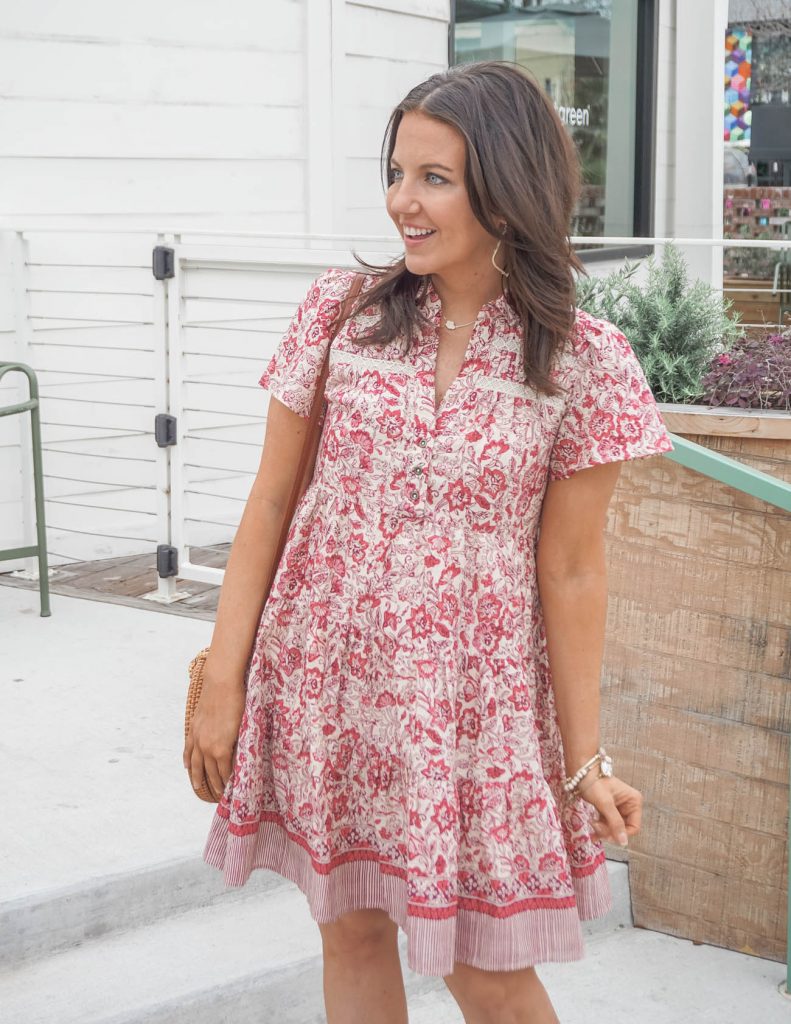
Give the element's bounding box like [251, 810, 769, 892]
[601, 760, 613, 777]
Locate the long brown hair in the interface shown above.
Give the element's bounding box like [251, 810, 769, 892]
[345, 60, 584, 398]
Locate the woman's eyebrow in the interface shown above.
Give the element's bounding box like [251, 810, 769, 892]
[389, 159, 454, 173]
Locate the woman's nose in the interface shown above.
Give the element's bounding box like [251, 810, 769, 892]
[389, 182, 421, 216]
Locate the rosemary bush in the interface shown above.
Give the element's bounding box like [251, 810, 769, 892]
[576, 243, 742, 404]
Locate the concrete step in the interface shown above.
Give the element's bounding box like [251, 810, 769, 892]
[0, 861, 629, 1024]
[2, 853, 631, 972]
[2, 868, 787, 1024]
[0, 855, 286, 971]
[0, 881, 444, 1024]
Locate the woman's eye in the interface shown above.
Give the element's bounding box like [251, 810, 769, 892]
[387, 168, 447, 186]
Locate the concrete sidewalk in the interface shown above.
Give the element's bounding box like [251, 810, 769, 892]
[1, 581, 789, 1023]
[0, 581, 213, 902]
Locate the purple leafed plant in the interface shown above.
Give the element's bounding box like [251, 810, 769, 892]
[700, 331, 791, 411]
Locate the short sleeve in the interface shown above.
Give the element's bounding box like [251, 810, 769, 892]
[258, 266, 356, 417]
[547, 315, 674, 482]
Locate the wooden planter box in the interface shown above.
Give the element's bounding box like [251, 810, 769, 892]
[600, 403, 791, 962]
[723, 276, 782, 328]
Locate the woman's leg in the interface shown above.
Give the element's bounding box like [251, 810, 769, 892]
[443, 961, 560, 1024]
[318, 908, 409, 1024]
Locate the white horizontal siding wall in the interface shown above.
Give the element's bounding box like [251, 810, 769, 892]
[0, 0, 306, 232]
[339, 0, 450, 235]
[0, 0, 449, 568]
[0, 0, 450, 235]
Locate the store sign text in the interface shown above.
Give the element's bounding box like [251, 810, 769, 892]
[555, 104, 591, 127]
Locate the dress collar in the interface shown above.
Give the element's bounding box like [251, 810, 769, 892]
[422, 275, 520, 330]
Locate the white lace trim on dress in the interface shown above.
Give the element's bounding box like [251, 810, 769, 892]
[330, 349, 418, 375]
[475, 375, 537, 399]
[331, 350, 535, 398]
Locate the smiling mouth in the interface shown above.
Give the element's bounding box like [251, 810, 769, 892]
[403, 228, 437, 243]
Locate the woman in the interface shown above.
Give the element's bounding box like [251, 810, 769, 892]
[186, 61, 674, 1023]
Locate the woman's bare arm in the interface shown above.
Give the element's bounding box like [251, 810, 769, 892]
[536, 460, 640, 846]
[183, 395, 317, 796]
[535, 460, 621, 772]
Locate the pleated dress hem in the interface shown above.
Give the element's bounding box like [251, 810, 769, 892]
[203, 809, 613, 978]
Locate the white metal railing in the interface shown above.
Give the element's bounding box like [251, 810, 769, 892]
[152, 238, 401, 603]
[2, 229, 789, 585]
[1, 228, 161, 568]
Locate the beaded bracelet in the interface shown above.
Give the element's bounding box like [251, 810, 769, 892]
[562, 765, 607, 808]
[562, 747, 613, 794]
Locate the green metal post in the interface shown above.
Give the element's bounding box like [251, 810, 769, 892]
[0, 362, 50, 616]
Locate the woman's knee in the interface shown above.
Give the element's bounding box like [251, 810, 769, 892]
[318, 907, 398, 958]
[443, 961, 541, 1024]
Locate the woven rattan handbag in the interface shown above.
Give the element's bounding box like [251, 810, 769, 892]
[184, 274, 365, 802]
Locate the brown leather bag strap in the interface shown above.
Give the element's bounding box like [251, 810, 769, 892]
[261, 272, 365, 606]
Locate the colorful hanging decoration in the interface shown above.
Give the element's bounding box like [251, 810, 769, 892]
[724, 28, 752, 144]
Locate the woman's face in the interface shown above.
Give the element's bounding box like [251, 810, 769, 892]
[386, 110, 499, 283]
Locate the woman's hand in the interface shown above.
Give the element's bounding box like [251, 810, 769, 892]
[577, 774, 643, 847]
[182, 670, 246, 801]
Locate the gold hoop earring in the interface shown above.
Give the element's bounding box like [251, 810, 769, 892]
[491, 239, 509, 277]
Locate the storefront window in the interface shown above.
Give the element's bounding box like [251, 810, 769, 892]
[724, 3, 791, 285]
[452, 0, 652, 247]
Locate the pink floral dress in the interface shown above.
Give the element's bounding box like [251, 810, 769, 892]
[204, 267, 674, 976]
